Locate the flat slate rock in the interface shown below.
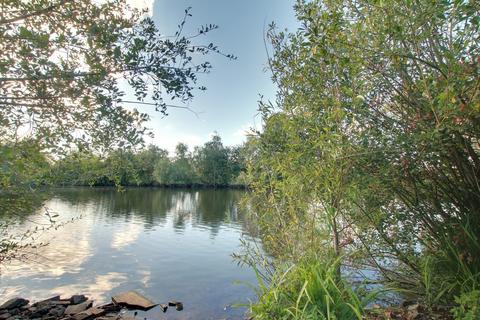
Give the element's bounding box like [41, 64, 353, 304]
[70, 295, 87, 305]
[0, 313, 11, 320]
[74, 306, 106, 320]
[0, 298, 29, 310]
[159, 304, 168, 313]
[65, 300, 93, 315]
[33, 296, 60, 307]
[167, 300, 183, 311]
[95, 303, 120, 313]
[111, 291, 157, 311]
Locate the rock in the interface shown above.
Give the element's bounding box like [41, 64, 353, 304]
[95, 317, 115, 320]
[0, 313, 11, 320]
[175, 302, 183, 311]
[33, 296, 60, 307]
[159, 304, 168, 313]
[50, 300, 71, 306]
[406, 303, 423, 320]
[113, 316, 135, 320]
[30, 305, 50, 318]
[168, 301, 179, 307]
[167, 301, 183, 311]
[74, 306, 106, 320]
[96, 316, 117, 320]
[0, 298, 29, 310]
[7, 309, 19, 316]
[401, 300, 416, 308]
[65, 301, 92, 315]
[111, 291, 156, 310]
[47, 306, 65, 318]
[70, 296, 87, 305]
[116, 316, 135, 320]
[28, 301, 56, 318]
[96, 304, 120, 313]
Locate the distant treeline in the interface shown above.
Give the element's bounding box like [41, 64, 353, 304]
[48, 134, 248, 188]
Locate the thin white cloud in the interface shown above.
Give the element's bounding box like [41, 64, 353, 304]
[111, 223, 143, 250]
[2, 200, 94, 278]
[51, 272, 129, 303]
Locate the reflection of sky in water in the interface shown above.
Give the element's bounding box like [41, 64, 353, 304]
[0, 188, 258, 319]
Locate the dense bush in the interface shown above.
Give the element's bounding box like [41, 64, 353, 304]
[245, 0, 480, 317]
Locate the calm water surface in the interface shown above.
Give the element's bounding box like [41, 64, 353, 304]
[0, 188, 259, 319]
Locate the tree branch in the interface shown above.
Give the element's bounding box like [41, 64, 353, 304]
[0, 0, 73, 25]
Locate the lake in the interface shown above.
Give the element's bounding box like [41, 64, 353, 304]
[0, 188, 259, 320]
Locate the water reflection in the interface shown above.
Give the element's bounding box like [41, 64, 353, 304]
[52, 188, 247, 232]
[0, 188, 257, 320]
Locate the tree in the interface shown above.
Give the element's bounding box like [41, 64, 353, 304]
[194, 134, 231, 186]
[0, 0, 234, 153]
[170, 143, 197, 185]
[153, 156, 172, 185]
[0, 0, 232, 265]
[48, 151, 107, 186]
[0, 140, 55, 265]
[247, 0, 480, 308]
[227, 145, 246, 183]
[132, 145, 168, 185]
[153, 143, 197, 185]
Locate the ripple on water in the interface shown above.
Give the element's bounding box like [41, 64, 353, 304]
[0, 188, 260, 320]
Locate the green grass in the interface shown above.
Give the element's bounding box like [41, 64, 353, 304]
[250, 256, 377, 320]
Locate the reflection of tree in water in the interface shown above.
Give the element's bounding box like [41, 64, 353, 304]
[0, 190, 50, 222]
[170, 190, 196, 231]
[0, 190, 53, 265]
[194, 189, 245, 237]
[53, 187, 255, 238]
[55, 188, 174, 229]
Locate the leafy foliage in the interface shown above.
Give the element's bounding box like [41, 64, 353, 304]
[0, 0, 233, 266]
[452, 290, 480, 320]
[194, 133, 234, 186]
[245, 0, 480, 314]
[0, 0, 234, 152]
[49, 136, 247, 187]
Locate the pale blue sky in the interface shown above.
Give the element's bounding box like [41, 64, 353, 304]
[134, 1, 298, 152]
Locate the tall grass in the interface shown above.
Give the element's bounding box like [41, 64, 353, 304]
[250, 256, 377, 320]
[414, 225, 479, 304]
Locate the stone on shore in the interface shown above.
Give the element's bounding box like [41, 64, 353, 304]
[29, 305, 51, 318]
[0, 313, 11, 320]
[74, 306, 108, 320]
[159, 304, 168, 313]
[47, 306, 65, 318]
[65, 300, 93, 315]
[111, 291, 156, 310]
[0, 298, 29, 310]
[70, 295, 88, 305]
[167, 301, 183, 311]
[0, 293, 187, 320]
[32, 296, 60, 307]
